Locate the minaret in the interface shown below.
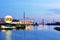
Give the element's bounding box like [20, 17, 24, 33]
[23, 12, 25, 24]
[23, 12, 25, 29]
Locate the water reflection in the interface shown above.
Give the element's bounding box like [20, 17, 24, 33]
[35, 25, 60, 30]
[5, 30, 12, 40]
[1, 25, 60, 40]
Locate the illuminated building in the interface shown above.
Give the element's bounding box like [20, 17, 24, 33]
[19, 19, 33, 24]
[4, 15, 12, 23]
[20, 19, 34, 30]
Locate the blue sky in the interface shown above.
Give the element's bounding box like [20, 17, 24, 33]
[0, 0, 60, 21]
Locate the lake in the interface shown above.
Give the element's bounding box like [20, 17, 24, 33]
[0, 25, 60, 40]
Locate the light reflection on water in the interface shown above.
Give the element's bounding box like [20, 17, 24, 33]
[6, 30, 12, 40]
[34, 25, 60, 30]
[1, 25, 60, 40]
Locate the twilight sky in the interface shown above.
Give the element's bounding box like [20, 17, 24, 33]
[0, 0, 60, 22]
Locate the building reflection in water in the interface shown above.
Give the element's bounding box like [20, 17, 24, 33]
[6, 30, 12, 40]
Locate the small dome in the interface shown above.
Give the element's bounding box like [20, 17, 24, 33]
[4, 15, 13, 23]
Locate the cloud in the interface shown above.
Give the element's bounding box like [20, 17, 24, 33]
[49, 9, 60, 14]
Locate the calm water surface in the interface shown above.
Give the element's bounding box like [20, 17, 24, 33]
[0, 25, 60, 40]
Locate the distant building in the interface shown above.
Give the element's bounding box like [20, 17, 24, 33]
[19, 19, 33, 24]
[20, 19, 34, 30]
[0, 18, 5, 23]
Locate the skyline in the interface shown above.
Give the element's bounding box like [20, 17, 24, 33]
[0, 0, 60, 21]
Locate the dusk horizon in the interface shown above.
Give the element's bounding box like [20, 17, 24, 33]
[0, 0, 60, 21]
